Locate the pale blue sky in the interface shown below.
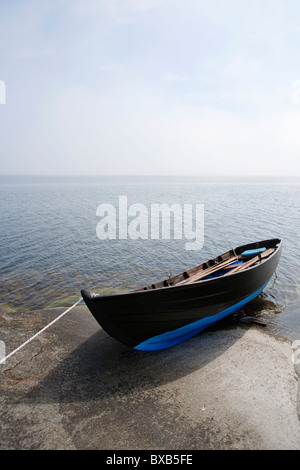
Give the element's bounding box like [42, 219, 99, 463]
[1, 0, 300, 175]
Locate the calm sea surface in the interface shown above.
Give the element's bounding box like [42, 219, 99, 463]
[1, 176, 300, 339]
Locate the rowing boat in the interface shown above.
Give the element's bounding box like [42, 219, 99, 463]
[81, 238, 282, 351]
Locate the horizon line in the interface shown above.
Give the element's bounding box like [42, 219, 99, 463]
[1, 174, 300, 179]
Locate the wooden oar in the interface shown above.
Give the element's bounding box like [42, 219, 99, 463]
[179, 247, 275, 285]
[179, 255, 238, 285]
[224, 248, 275, 275]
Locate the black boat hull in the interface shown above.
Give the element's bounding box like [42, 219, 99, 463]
[81, 239, 282, 351]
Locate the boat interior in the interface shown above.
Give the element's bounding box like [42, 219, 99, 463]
[140, 238, 281, 291]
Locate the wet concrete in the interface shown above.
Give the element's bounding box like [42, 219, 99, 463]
[0, 304, 300, 450]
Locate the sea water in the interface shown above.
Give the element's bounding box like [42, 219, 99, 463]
[0, 175, 299, 339]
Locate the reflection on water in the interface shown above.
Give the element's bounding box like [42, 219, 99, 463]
[0, 176, 299, 338]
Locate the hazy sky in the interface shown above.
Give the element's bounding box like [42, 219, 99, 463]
[1, 0, 300, 176]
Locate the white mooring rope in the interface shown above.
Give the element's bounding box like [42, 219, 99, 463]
[0, 297, 82, 365]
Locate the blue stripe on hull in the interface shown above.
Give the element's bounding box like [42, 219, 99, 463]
[134, 279, 271, 351]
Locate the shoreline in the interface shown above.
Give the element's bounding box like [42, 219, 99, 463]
[0, 304, 300, 450]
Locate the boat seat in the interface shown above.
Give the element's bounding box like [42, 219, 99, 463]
[241, 248, 266, 257]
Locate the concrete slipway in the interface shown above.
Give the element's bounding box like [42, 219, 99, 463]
[0, 303, 300, 450]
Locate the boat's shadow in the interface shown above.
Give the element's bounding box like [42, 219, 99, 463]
[26, 315, 250, 405]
